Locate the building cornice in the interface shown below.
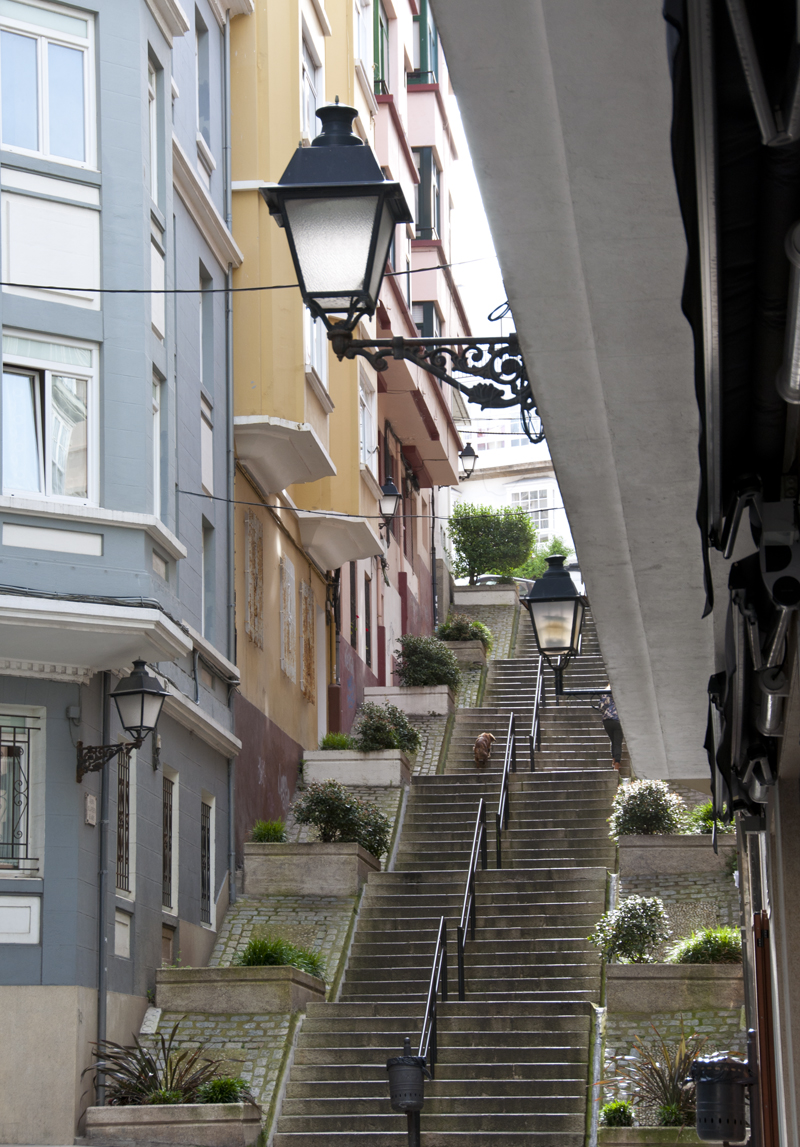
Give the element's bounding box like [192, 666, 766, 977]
[172, 134, 243, 271]
[158, 678, 242, 757]
[469, 458, 556, 482]
[145, 0, 190, 44]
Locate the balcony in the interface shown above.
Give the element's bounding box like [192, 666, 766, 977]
[296, 512, 383, 571]
[234, 416, 337, 495]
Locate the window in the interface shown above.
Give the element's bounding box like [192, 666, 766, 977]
[2, 332, 96, 503]
[413, 148, 441, 239]
[116, 748, 131, 893]
[374, 0, 390, 94]
[364, 573, 372, 668]
[511, 487, 551, 538]
[152, 375, 162, 518]
[200, 796, 213, 926]
[355, 0, 371, 69]
[245, 511, 263, 648]
[304, 306, 328, 388]
[0, 0, 94, 166]
[412, 302, 440, 339]
[0, 722, 33, 868]
[280, 553, 297, 682]
[151, 231, 166, 339]
[201, 522, 214, 640]
[195, 7, 209, 146]
[409, 0, 437, 84]
[405, 254, 412, 308]
[301, 38, 319, 139]
[199, 269, 212, 386]
[162, 772, 174, 910]
[359, 376, 376, 474]
[148, 59, 161, 203]
[349, 562, 357, 648]
[200, 396, 213, 495]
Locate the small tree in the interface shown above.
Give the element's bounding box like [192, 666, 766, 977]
[512, 536, 573, 581]
[449, 502, 536, 584]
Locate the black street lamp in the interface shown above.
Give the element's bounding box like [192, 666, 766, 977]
[522, 555, 587, 696]
[76, 660, 169, 781]
[379, 476, 402, 535]
[263, 103, 545, 443]
[459, 443, 478, 480]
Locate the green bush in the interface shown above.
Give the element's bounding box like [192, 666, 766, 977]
[589, 895, 671, 963]
[292, 779, 391, 859]
[685, 800, 734, 835]
[146, 1089, 183, 1105]
[235, 934, 325, 979]
[84, 1020, 223, 1105]
[511, 536, 573, 581]
[351, 701, 421, 754]
[608, 780, 686, 838]
[395, 634, 461, 689]
[599, 1099, 634, 1127]
[196, 1077, 255, 1105]
[436, 613, 493, 653]
[250, 819, 287, 843]
[449, 502, 536, 583]
[658, 1103, 685, 1126]
[319, 731, 356, 750]
[668, 926, 742, 965]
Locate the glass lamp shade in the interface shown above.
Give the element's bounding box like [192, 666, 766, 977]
[523, 554, 586, 658]
[379, 476, 402, 521]
[262, 103, 412, 331]
[111, 659, 168, 741]
[459, 443, 477, 479]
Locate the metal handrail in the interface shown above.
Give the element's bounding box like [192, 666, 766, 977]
[529, 654, 544, 770]
[418, 915, 447, 1078]
[496, 713, 516, 869]
[456, 798, 487, 1000]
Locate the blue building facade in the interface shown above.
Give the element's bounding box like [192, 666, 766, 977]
[0, 0, 248, 1139]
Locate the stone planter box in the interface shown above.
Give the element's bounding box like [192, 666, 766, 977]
[442, 639, 487, 666]
[243, 841, 380, 897]
[303, 748, 411, 787]
[84, 1102, 262, 1147]
[454, 584, 519, 606]
[363, 684, 455, 715]
[618, 834, 737, 877]
[606, 964, 744, 1013]
[598, 1130, 702, 1146]
[156, 964, 325, 1014]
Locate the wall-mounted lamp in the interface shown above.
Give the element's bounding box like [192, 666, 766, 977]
[76, 660, 169, 782]
[459, 443, 478, 480]
[379, 476, 402, 534]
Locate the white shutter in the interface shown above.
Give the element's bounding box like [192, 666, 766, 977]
[280, 554, 297, 682]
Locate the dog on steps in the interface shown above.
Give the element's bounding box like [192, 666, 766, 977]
[473, 732, 496, 768]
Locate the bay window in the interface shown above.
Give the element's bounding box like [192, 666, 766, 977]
[359, 375, 376, 474]
[0, 0, 94, 166]
[2, 331, 96, 503]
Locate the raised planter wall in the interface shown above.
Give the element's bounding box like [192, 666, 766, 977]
[156, 964, 325, 1014]
[84, 1103, 262, 1147]
[454, 585, 519, 606]
[441, 639, 487, 666]
[606, 964, 744, 1013]
[598, 1130, 702, 1146]
[243, 841, 380, 897]
[363, 684, 456, 715]
[303, 748, 411, 788]
[618, 834, 737, 876]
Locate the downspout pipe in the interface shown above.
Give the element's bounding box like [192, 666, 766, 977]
[223, 13, 236, 907]
[95, 672, 111, 1105]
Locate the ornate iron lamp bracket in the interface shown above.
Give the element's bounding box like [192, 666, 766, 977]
[76, 740, 138, 784]
[329, 331, 545, 444]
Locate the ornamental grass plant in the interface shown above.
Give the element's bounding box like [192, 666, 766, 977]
[84, 1020, 224, 1105]
[604, 1021, 707, 1128]
[250, 819, 287, 843]
[292, 778, 391, 859]
[195, 1077, 255, 1104]
[668, 925, 742, 964]
[319, 731, 356, 750]
[394, 633, 461, 689]
[608, 779, 686, 838]
[234, 932, 325, 980]
[589, 895, 671, 963]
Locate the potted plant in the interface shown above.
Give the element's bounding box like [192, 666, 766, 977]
[436, 613, 493, 666]
[303, 702, 421, 787]
[612, 781, 736, 878]
[83, 1021, 262, 1147]
[244, 780, 391, 897]
[364, 634, 461, 714]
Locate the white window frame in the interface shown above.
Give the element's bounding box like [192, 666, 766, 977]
[301, 34, 321, 140]
[2, 329, 98, 505]
[148, 60, 159, 203]
[200, 789, 215, 930]
[359, 372, 376, 476]
[0, 0, 96, 169]
[0, 705, 44, 879]
[162, 763, 179, 916]
[354, 0, 371, 71]
[303, 305, 328, 390]
[511, 486, 551, 539]
[200, 396, 213, 496]
[152, 375, 162, 518]
[115, 744, 137, 902]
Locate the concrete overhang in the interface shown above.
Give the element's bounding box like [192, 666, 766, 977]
[379, 356, 460, 487]
[234, 416, 336, 495]
[296, 512, 383, 571]
[432, 0, 713, 780]
[0, 596, 192, 683]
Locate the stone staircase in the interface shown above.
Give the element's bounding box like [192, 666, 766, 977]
[274, 604, 620, 1146]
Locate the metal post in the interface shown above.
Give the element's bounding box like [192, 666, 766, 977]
[407, 1110, 421, 1147]
[496, 810, 502, 870]
[480, 804, 487, 870]
[511, 714, 516, 771]
[456, 924, 465, 1000]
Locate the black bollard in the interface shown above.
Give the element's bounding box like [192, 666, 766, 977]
[386, 1036, 429, 1147]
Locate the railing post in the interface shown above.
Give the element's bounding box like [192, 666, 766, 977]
[511, 714, 516, 772]
[496, 809, 502, 869]
[407, 1110, 421, 1147]
[456, 924, 465, 1000]
[480, 802, 487, 870]
[441, 933, 448, 1002]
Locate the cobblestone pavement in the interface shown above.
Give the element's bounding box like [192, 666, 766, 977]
[455, 602, 520, 661]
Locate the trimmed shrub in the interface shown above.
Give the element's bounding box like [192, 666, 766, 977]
[292, 779, 391, 859]
[589, 895, 671, 963]
[395, 634, 461, 689]
[250, 819, 286, 843]
[608, 779, 686, 838]
[449, 502, 536, 583]
[668, 926, 742, 965]
[319, 731, 356, 751]
[351, 701, 421, 755]
[196, 1077, 255, 1104]
[599, 1099, 634, 1127]
[234, 933, 325, 980]
[436, 613, 493, 653]
[685, 799, 734, 835]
